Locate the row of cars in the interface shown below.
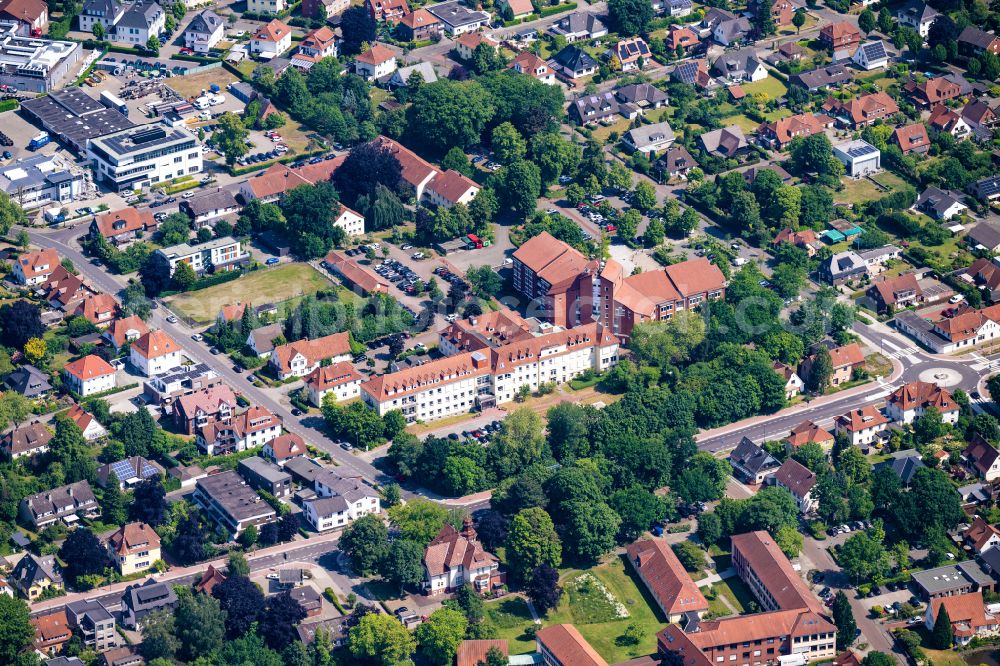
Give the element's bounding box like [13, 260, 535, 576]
[446, 419, 504, 443]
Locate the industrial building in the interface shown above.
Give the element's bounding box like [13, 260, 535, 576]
[21, 88, 136, 154]
[0, 154, 83, 210]
[0, 20, 80, 92]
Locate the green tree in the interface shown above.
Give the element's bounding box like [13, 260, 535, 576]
[630, 310, 706, 366]
[839, 522, 891, 584]
[806, 347, 832, 393]
[792, 8, 806, 32]
[858, 8, 875, 33]
[506, 507, 562, 582]
[415, 608, 468, 665]
[607, 0, 654, 34]
[215, 112, 250, 166]
[441, 146, 473, 177]
[410, 80, 495, 155]
[877, 6, 893, 32]
[495, 160, 541, 217]
[101, 472, 127, 525]
[146, 35, 160, 53]
[171, 260, 196, 291]
[491, 122, 527, 165]
[0, 595, 34, 664]
[349, 613, 417, 666]
[832, 592, 857, 649]
[913, 406, 946, 443]
[340, 514, 390, 575]
[863, 653, 896, 666]
[930, 605, 953, 649]
[227, 551, 250, 577]
[140, 610, 180, 661]
[561, 500, 620, 562]
[633, 181, 657, 211]
[381, 539, 425, 594]
[175, 588, 227, 661]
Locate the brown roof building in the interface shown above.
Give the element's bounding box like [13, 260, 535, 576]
[772, 458, 817, 512]
[963, 516, 1000, 554]
[173, 384, 238, 435]
[867, 273, 922, 313]
[886, 380, 959, 424]
[597, 256, 726, 339]
[819, 21, 860, 50]
[91, 207, 157, 244]
[626, 538, 709, 622]
[32, 610, 72, 652]
[905, 77, 962, 108]
[323, 250, 390, 296]
[422, 516, 499, 595]
[757, 113, 833, 149]
[105, 315, 149, 351]
[398, 7, 440, 40]
[195, 564, 227, 595]
[512, 231, 600, 328]
[269, 332, 352, 379]
[822, 92, 899, 127]
[536, 624, 608, 666]
[772, 228, 819, 256]
[1, 421, 52, 459]
[785, 420, 834, 449]
[456, 639, 509, 666]
[892, 123, 930, 154]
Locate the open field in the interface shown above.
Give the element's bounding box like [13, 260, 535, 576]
[834, 173, 906, 206]
[168, 68, 240, 99]
[740, 76, 789, 100]
[166, 263, 334, 325]
[485, 596, 536, 654]
[590, 118, 635, 143]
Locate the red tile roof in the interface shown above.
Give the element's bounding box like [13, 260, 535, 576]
[626, 538, 709, 617]
[357, 43, 396, 65]
[132, 330, 179, 360]
[64, 354, 115, 381]
[254, 18, 291, 42]
[513, 231, 596, 291]
[456, 640, 509, 666]
[893, 123, 930, 152]
[93, 207, 157, 238]
[304, 362, 363, 391]
[107, 522, 160, 556]
[836, 405, 889, 432]
[426, 169, 478, 204]
[17, 248, 59, 280]
[271, 333, 352, 374]
[829, 342, 864, 369]
[536, 624, 608, 666]
[887, 380, 958, 413]
[786, 420, 834, 447]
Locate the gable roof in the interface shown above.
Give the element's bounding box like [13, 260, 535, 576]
[828, 342, 864, 368]
[964, 516, 1000, 552]
[786, 420, 833, 447]
[108, 522, 161, 556]
[132, 330, 179, 359]
[869, 272, 921, 306]
[626, 538, 709, 616]
[893, 123, 929, 152]
[106, 314, 149, 348]
[513, 231, 596, 291]
[93, 207, 156, 238]
[254, 18, 291, 42]
[836, 405, 889, 432]
[17, 248, 59, 279]
[2, 421, 52, 455]
[536, 624, 608, 666]
[773, 458, 816, 498]
[456, 640, 509, 666]
[730, 436, 779, 475]
[271, 332, 352, 373]
[426, 169, 477, 203]
[551, 45, 598, 72]
[423, 517, 498, 577]
[357, 43, 396, 65]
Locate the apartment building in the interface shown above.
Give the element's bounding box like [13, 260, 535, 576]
[238, 456, 292, 497]
[87, 123, 201, 191]
[305, 362, 364, 407]
[197, 405, 282, 455]
[111, 0, 164, 46]
[121, 579, 177, 629]
[270, 332, 352, 379]
[20, 480, 100, 529]
[511, 231, 599, 327]
[886, 380, 959, 425]
[193, 470, 276, 538]
[597, 256, 727, 339]
[130, 330, 181, 376]
[364, 316, 619, 423]
[835, 406, 889, 447]
[66, 600, 118, 652]
[305, 471, 381, 531]
[155, 236, 246, 276]
[172, 384, 237, 434]
[0, 154, 83, 210]
[63, 354, 116, 396]
[659, 531, 836, 666]
[107, 522, 160, 575]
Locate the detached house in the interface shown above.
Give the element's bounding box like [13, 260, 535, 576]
[758, 113, 832, 150]
[107, 522, 161, 575]
[20, 480, 100, 529]
[291, 26, 339, 69]
[964, 517, 1000, 555]
[355, 43, 397, 80]
[958, 26, 1000, 57]
[130, 330, 181, 376]
[622, 121, 675, 155]
[423, 516, 500, 595]
[454, 32, 497, 60]
[925, 592, 999, 645]
[173, 384, 237, 434]
[197, 405, 282, 455]
[10, 553, 62, 600]
[1, 421, 52, 460]
[112, 0, 164, 46]
[852, 40, 889, 70]
[729, 437, 780, 484]
[183, 9, 224, 53]
[867, 273, 922, 313]
[666, 25, 699, 51]
[801, 342, 864, 387]
[929, 105, 971, 140]
[425, 170, 479, 208]
[905, 76, 962, 108]
[614, 36, 651, 71]
[549, 12, 606, 42]
[263, 432, 307, 466]
[699, 125, 748, 157]
[549, 45, 598, 82]
[13, 248, 59, 285]
[710, 47, 766, 83]
[398, 9, 441, 41]
[786, 420, 834, 449]
[305, 471, 381, 531]
[270, 332, 352, 379]
[772, 458, 817, 513]
[63, 354, 116, 397]
[508, 51, 555, 84]
[966, 435, 1000, 482]
[915, 186, 967, 220]
[91, 207, 157, 245]
[367, 0, 408, 22]
[823, 91, 899, 128]
[835, 406, 889, 448]
[893, 123, 930, 155]
[251, 19, 292, 60]
[305, 362, 364, 406]
[896, 1, 939, 39]
[79, 0, 125, 32]
[820, 21, 860, 51]
[891, 382, 970, 424]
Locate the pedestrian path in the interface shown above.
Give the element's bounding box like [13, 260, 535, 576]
[696, 568, 736, 589]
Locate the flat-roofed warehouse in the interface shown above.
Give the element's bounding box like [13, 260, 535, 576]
[0, 21, 82, 92]
[21, 88, 137, 154]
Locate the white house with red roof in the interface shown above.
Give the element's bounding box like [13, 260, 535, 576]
[835, 406, 889, 447]
[130, 330, 182, 376]
[334, 206, 365, 237]
[104, 315, 149, 352]
[291, 26, 339, 69]
[270, 332, 352, 379]
[508, 51, 555, 84]
[66, 404, 108, 441]
[425, 170, 479, 208]
[355, 43, 398, 80]
[13, 248, 59, 286]
[63, 355, 117, 397]
[305, 362, 364, 406]
[423, 516, 499, 594]
[251, 19, 292, 60]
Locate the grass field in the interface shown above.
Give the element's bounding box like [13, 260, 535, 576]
[739, 75, 789, 101]
[714, 576, 755, 613]
[590, 118, 634, 143]
[170, 68, 240, 99]
[485, 597, 536, 654]
[166, 263, 334, 325]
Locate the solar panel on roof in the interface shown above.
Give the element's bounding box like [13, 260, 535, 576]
[845, 143, 878, 158]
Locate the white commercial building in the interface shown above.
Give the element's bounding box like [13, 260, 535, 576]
[155, 236, 246, 276]
[0, 153, 82, 211]
[833, 139, 881, 178]
[0, 21, 82, 92]
[87, 123, 202, 191]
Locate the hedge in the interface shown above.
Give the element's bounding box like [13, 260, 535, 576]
[0, 99, 18, 113]
[163, 180, 200, 195]
[159, 267, 243, 297]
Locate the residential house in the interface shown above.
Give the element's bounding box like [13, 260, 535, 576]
[91, 207, 157, 245]
[196, 405, 282, 455]
[929, 104, 972, 140]
[501, 0, 532, 18]
[772, 228, 820, 256]
[97, 455, 163, 488]
[867, 273, 922, 313]
[893, 123, 930, 155]
[424, 0, 490, 35]
[367, 0, 408, 22]
[251, 19, 292, 60]
[772, 458, 817, 513]
[548, 12, 606, 42]
[2, 421, 51, 460]
[98, 647, 144, 666]
[570, 91, 623, 125]
[456, 641, 510, 666]
[896, 1, 939, 39]
[657, 146, 699, 179]
[626, 538, 709, 623]
[388, 61, 437, 88]
[65, 600, 117, 652]
[107, 522, 161, 575]
[835, 406, 889, 447]
[13, 248, 59, 285]
[180, 188, 241, 226]
[758, 113, 832, 150]
[290, 26, 339, 70]
[104, 314, 149, 352]
[508, 51, 555, 84]
[800, 342, 865, 387]
[962, 100, 998, 134]
[270, 332, 352, 379]
[425, 170, 479, 208]
[818, 250, 867, 285]
[322, 250, 389, 296]
[74, 292, 119, 328]
[172, 384, 237, 435]
[665, 25, 699, 51]
[305, 362, 364, 406]
[121, 579, 178, 628]
[786, 420, 835, 449]
[304, 474, 380, 531]
[820, 21, 860, 51]
[822, 92, 899, 128]
[247, 0, 286, 16]
[915, 186, 968, 220]
[423, 516, 499, 594]
[5, 364, 52, 399]
[130, 330, 181, 376]
[966, 435, 1000, 482]
[970, 176, 1000, 204]
[20, 480, 100, 529]
[397, 8, 440, 40]
[964, 517, 1000, 555]
[753, 0, 793, 25]
[925, 592, 999, 645]
[671, 58, 713, 88]
[699, 125, 748, 157]
[958, 26, 1000, 57]
[32, 610, 72, 655]
[454, 31, 497, 60]
[710, 47, 766, 82]
[63, 354, 116, 396]
[183, 9, 223, 53]
[773, 361, 803, 399]
[614, 36, 651, 71]
[664, 0, 693, 16]
[912, 560, 996, 600]
[789, 64, 853, 91]
[195, 565, 226, 595]
[536, 625, 608, 666]
[66, 404, 108, 442]
[193, 470, 276, 537]
[549, 45, 598, 82]
[39, 265, 90, 313]
[622, 121, 675, 155]
[10, 554, 62, 600]
[905, 76, 962, 108]
[616, 83, 668, 113]
[156, 237, 247, 276]
[79, 0, 124, 32]
[263, 432, 307, 466]
[833, 139, 881, 178]
[729, 437, 780, 484]
[354, 43, 397, 80]
[877, 450, 926, 485]
[238, 456, 292, 497]
[852, 40, 889, 70]
[703, 8, 751, 45]
[112, 0, 164, 46]
[964, 257, 1000, 301]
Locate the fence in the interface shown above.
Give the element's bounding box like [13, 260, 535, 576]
[182, 61, 224, 76]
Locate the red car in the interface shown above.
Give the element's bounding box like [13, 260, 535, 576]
[471, 430, 485, 439]
[941, 308, 956, 318]
[179, 47, 193, 54]
[605, 224, 617, 232]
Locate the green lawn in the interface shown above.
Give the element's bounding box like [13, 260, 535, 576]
[485, 597, 537, 654]
[543, 557, 666, 663]
[714, 576, 754, 613]
[590, 118, 635, 143]
[739, 75, 788, 101]
[166, 262, 335, 325]
[721, 114, 763, 134]
[834, 177, 888, 206]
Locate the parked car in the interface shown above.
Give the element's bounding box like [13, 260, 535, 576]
[266, 257, 280, 265]
[192, 333, 203, 342]
[166, 315, 178, 323]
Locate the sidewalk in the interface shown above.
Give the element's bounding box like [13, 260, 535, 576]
[30, 530, 344, 615]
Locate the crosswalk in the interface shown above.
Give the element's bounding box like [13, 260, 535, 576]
[877, 337, 920, 363]
[968, 352, 998, 372]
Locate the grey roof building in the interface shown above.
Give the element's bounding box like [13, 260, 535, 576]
[66, 599, 118, 652]
[570, 91, 622, 125]
[284, 457, 325, 486]
[912, 560, 995, 599]
[2, 421, 52, 459]
[970, 175, 1000, 203]
[819, 250, 867, 285]
[699, 125, 748, 157]
[21, 89, 136, 155]
[967, 222, 1000, 251]
[247, 322, 284, 358]
[549, 45, 598, 79]
[121, 579, 178, 628]
[622, 121, 675, 154]
[424, 0, 489, 32]
[238, 455, 293, 497]
[548, 11, 607, 41]
[5, 364, 52, 398]
[875, 450, 925, 485]
[180, 188, 241, 225]
[728, 437, 780, 483]
[710, 47, 764, 82]
[0, 155, 83, 211]
[20, 480, 100, 529]
[46, 658, 85, 666]
[194, 470, 277, 537]
[914, 186, 968, 220]
[388, 61, 437, 87]
[789, 64, 853, 91]
[10, 553, 63, 598]
[616, 83, 668, 108]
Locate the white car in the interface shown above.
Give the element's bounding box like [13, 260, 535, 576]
[949, 294, 964, 304]
[192, 333, 204, 342]
[182, 191, 195, 199]
[411, 252, 425, 260]
[445, 313, 458, 322]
